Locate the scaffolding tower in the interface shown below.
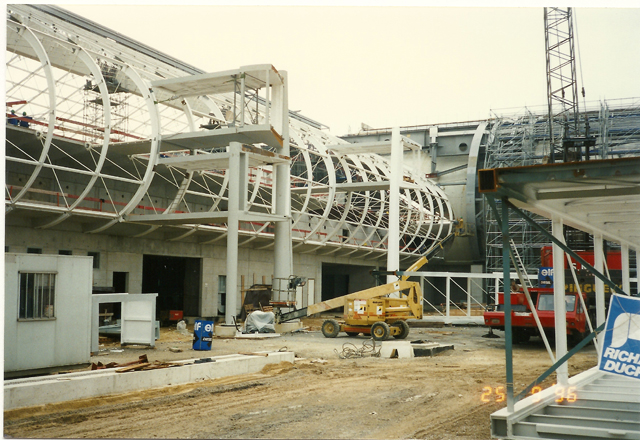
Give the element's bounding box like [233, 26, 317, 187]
[83, 61, 129, 145]
[484, 99, 640, 284]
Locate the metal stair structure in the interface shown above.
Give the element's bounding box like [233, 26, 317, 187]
[492, 368, 640, 439]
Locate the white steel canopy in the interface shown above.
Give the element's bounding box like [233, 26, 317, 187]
[479, 157, 640, 250]
[5, 4, 455, 259]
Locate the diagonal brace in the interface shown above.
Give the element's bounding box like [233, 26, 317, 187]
[505, 200, 625, 296]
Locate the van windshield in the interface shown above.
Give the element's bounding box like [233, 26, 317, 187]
[537, 294, 576, 312]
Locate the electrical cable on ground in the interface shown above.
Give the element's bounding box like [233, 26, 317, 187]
[334, 339, 381, 359]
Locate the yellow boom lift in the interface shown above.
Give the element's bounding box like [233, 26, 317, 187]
[277, 222, 461, 341]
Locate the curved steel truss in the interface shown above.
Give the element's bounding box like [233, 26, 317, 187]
[5, 5, 454, 259]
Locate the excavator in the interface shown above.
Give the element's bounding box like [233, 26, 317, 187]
[276, 220, 463, 341]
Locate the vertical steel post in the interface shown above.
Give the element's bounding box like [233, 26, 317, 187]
[501, 196, 514, 412]
[445, 275, 451, 319]
[387, 127, 401, 287]
[622, 243, 630, 295]
[594, 234, 606, 343]
[467, 277, 471, 317]
[552, 215, 568, 385]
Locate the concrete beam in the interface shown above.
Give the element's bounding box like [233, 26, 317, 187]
[4, 351, 294, 410]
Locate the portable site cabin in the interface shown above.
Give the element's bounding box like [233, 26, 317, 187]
[4, 253, 93, 377]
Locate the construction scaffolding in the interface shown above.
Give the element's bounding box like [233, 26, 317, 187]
[484, 98, 640, 284]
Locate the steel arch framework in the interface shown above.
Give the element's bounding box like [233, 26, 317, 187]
[5, 5, 454, 259]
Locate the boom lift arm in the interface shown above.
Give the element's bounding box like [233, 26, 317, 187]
[276, 222, 460, 332]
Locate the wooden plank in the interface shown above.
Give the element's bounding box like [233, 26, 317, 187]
[116, 363, 151, 373]
[115, 355, 149, 368]
[238, 352, 269, 357]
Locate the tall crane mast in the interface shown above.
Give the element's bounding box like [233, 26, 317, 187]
[544, 7, 594, 163]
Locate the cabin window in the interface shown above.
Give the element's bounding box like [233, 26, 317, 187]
[537, 294, 576, 312]
[18, 272, 57, 320]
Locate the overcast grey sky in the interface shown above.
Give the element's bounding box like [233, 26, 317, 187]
[61, 4, 640, 136]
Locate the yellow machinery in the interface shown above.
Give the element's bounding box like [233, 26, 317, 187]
[317, 278, 423, 341]
[310, 227, 459, 341]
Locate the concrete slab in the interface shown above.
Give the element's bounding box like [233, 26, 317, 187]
[417, 316, 484, 325]
[380, 341, 414, 358]
[234, 332, 281, 339]
[4, 350, 294, 410]
[411, 342, 455, 357]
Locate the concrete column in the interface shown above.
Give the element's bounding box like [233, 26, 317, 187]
[594, 234, 606, 331]
[552, 215, 568, 386]
[225, 142, 242, 325]
[387, 127, 401, 287]
[273, 72, 291, 301]
[622, 243, 630, 295]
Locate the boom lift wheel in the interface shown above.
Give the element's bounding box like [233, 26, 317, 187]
[371, 321, 390, 341]
[322, 319, 341, 338]
[391, 320, 410, 339]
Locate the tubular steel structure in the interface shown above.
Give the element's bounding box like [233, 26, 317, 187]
[484, 100, 640, 278]
[5, 5, 454, 260]
[544, 7, 581, 163]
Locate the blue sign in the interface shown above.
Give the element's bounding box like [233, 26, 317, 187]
[598, 294, 640, 380]
[538, 267, 553, 287]
[193, 320, 214, 351]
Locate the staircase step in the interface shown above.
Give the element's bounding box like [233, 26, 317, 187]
[527, 414, 640, 432]
[534, 423, 640, 439]
[577, 389, 640, 403]
[585, 383, 640, 393]
[592, 375, 640, 386]
[543, 404, 640, 422]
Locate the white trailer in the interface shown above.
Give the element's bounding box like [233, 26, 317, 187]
[4, 253, 93, 377]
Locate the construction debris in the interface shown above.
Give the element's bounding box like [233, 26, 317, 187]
[334, 340, 381, 359]
[89, 354, 178, 373]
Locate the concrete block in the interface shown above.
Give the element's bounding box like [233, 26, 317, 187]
[411, 342, 454, 357]
[380, 341, 414, 359]
[214, 324, 239, 338]
[275, 320, 303, 333]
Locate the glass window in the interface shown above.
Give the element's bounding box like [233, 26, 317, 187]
[19, 272, 56, 319]
[537, 294, 554, 311]
[537, 294, 576, 312]
[565, 295, 576, 312]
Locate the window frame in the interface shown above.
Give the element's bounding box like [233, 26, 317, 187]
[17, 271, 58, 321]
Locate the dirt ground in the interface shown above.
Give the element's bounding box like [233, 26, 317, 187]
[4, 317, 599, 440]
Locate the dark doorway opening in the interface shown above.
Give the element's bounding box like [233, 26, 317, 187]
[142, 255, 201, 319]
[321, 263, 377, 304]
[322, 272, 349, 302]
[108, 271, 129, 320]
[113, 272, 128, 292]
